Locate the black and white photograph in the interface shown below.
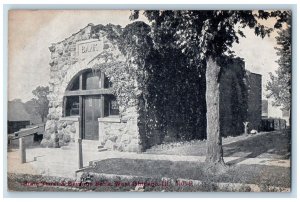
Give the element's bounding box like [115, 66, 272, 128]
[6, 8, 293, 193]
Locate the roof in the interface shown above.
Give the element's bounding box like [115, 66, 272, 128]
[245, 70, 262, 77]
[8, 100, 31, 122]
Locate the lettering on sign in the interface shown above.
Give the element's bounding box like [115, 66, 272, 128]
[81, 43, 99, 54]
[77, 40, 103, 60]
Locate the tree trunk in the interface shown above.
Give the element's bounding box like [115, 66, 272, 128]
[205, 57, 225, 165]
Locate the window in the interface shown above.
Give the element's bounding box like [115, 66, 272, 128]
[104, 95, 120, 116]
[64, 69, 119, 117]
[82, 71, 101, 90]
[65, 96, 79, 116]
[69, 77, 79, 91]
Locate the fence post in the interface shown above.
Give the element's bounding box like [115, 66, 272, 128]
[78, 138, 83, 169]
[243, 122, 249, 135]
[19, 137, 26, 164]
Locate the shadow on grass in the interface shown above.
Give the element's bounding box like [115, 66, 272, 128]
[84, 158, 290, 188]
[145, 130, 291, 160]
[224, 130, 291, 165]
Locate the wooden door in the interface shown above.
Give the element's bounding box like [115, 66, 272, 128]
[84, 95, 102, 140]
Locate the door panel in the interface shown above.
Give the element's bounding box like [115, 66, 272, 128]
[84, 95, 101, 140]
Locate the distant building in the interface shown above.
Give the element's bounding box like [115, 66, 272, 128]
[8, 100, 31, 134]
[262, 99, 268, 118]
[219, 60, 262, 136]
[282, 109, 290, 126]
[260, 99, 288, 131]
[246, 72, 262, 132]
[261, 118, 286, 131]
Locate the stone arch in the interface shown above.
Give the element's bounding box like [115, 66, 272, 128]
[58, 60, 117, 117]
[43, 24, 142, 150]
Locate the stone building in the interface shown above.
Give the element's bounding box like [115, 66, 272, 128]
[219, 59, 262, 136]
[42, 23, 144, 152]
[42, 22, 262, 152]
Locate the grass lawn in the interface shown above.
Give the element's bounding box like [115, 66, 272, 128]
[77, 131, 291, 191]
[146, 130, 291, 159]
[83, 158, 290, 189]
[7, 130, 291, 192]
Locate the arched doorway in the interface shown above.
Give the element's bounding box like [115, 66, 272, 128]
[63, 69, 119, 140]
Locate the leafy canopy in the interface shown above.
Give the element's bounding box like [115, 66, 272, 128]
[131, 10, 290, 62]
[266, 11, 291, 111]
[32, 86, 50, 122]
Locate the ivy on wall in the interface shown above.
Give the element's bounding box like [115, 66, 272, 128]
[87, 22, 209, 150]
[45, 20, 252, 150]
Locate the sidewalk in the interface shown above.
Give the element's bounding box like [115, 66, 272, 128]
[7, 146, 290, 179]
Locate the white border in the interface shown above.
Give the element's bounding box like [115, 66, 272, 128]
[1, 0, 299, 201]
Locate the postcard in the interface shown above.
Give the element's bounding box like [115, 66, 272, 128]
[7, 9, 292, 192]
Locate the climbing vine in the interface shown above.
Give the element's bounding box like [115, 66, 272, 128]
[87, 22, 209, 150]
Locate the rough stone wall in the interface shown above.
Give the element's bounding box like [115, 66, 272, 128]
[57, 117, 79, 145]
[42, 24, 141, 151]
[42, 110, 80, 147]
[42, 25, 94, 147]
[119, 106, 141, 152]
[99, 118, 140, 152]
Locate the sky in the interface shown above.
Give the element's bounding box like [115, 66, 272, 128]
[8, 10, 284, 117]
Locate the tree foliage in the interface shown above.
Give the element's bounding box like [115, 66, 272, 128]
[131, 10, 289, 61]
[32, 86, 50, 122]
[266, 11, 291, 111]
[131, 10, 290, 163]
[87, 11, 290, 155]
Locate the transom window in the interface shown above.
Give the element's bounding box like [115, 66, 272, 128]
[63, 69, 119, 117]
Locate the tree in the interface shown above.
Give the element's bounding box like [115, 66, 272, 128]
[24, 99, 43, 124]
[131, 10, 289, 165]
[32, 86, 50, 123]
[266, 11, 291, 125]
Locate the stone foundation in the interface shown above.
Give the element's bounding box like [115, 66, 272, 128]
[99, 117, 140, 152]
[41, 116, 79, 147]
[57, 116, 80, 146]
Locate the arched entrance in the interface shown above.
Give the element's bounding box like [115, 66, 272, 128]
[63, 69, 119, 140]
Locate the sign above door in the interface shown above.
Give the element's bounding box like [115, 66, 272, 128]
[76, 39, 104, 61]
